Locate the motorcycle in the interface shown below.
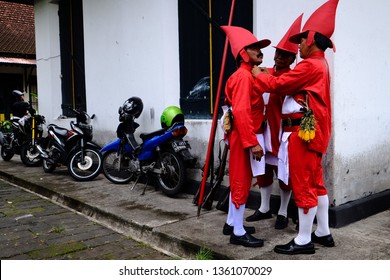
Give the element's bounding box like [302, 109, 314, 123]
[37, 107, 102, 181]
[0, 112, 46, 167]
[101, 97, 196, 197]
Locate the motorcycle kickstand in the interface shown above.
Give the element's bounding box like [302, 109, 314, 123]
[141, 177, 149, 195]
[130, 160, 143, 191]
[130, 174, 141, 191]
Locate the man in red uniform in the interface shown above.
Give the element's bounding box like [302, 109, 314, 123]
[252, 0, 339, 254]
[220, 25, 270, 247]
[246, 14, 303, 230]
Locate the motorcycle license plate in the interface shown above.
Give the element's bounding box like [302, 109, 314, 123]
[171, 141, 189, 152]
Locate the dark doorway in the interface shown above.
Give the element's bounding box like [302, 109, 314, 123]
[178, 0, 253, 119]
[0, 73, 23, 119]
[58, 0, 86, 116]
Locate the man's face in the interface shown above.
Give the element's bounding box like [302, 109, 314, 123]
[246, 44, 263, 66]
[274, 49, 295, 69]
[299, 38, 310, 59]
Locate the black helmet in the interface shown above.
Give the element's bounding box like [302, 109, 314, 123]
[12, 90, 24, 97]
[122, 97, 143, 118]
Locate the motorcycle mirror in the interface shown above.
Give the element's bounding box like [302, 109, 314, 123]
[91, 114, 95, 119]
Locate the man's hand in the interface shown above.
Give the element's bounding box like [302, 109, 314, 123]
[252, 66, 269, 78]
[251, 144, 264, 161]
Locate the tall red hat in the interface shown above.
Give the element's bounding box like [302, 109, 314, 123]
[289, 0, 339, 52]
[274, 13, 303, 54]
[221, 26, 271, 62]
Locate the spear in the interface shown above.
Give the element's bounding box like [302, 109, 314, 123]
[197, 0, 236, 217]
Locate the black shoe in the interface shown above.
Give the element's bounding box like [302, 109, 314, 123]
[222, 223, 255, 235]
[311, 232, 335, 247]
[274, 239, 315, 255]
[274, 215, 289, 230]
[245, 209, 272, 222]
[230, 233, 264, 247]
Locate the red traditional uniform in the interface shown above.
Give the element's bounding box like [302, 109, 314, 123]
[254, 50, 331, 210]
[221, 25, 270, 247]
[254, 13, 304, 193]
[264, 67, 285, 156]
[225, 63, 265, 208]
[257, 0, 339, 255]
[256, 66, 290, 189]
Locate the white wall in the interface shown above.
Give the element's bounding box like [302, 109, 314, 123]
[34, 0, 63, 126]
[331, 1, 390, 204]
[82, 0, 181, 145]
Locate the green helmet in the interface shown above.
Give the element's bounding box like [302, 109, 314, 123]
[160, 106, 185, 128]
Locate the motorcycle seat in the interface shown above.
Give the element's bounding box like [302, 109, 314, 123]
[140, 127, 167, 141]
[49, 124, 68, 137]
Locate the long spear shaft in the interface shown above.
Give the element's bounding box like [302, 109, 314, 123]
[197, 0, 236, 217]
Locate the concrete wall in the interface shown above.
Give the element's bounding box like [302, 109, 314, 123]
[33, 0, 390, 208]
[82, 0, 182, 146]
[34, 0, 63, 125]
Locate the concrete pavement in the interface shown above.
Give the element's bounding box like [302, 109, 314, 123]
[0, 157, 389, 260]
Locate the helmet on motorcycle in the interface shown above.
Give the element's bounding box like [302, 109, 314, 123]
[160, 106, 184, 128]
[122, 97, 143, 118]
[12, 90, 24, 97]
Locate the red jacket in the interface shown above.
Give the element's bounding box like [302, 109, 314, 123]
[225, 63, 265, 148]
[254, 51, 331, 154]
[225, 62, 264, 207]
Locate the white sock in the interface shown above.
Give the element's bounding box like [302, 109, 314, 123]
[226, 192, 234, 226]
[315, 195, 331, 236]
[232, 204, 246, 236]
[277, 189, 291, 217]
[294, 207, 317, 245]
[259, 184, 273, 213]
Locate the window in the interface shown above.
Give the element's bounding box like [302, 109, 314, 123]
[178, 0, 253, 119]
[58, 0, 86, 116]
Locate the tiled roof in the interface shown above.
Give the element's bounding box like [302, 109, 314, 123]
[0, 0, 35, 57]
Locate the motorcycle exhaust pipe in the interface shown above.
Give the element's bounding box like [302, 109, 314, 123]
[36, 144, 49, 159]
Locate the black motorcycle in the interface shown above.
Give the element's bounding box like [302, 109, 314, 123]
[0, 113, 46, 167]
[37, 107, 102, 181]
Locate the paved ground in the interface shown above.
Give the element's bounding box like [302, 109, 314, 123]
[0, 179, 172, 260]
[0, 157, 389, 260]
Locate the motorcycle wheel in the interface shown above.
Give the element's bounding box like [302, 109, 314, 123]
[1, 145, 14, 161]
[42, 142, 57, 173]
[42, 158, 56, 173]
[102, 150, 135, 184]
[68, 148, 102, 181]
[156, 149, 186, 197]
[20, 142, 43, 167]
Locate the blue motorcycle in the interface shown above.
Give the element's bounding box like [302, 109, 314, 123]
[101, 97, 196, 197]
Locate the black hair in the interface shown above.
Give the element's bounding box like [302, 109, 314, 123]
[301, 31, 333, 51]
[289, 53, 297, 65]
[236, 54, 243, 66]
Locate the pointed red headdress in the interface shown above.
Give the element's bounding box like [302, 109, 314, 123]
[274, 13, 303, 54]
[289, 0, 339, 52]
[221, 26, 271, 62]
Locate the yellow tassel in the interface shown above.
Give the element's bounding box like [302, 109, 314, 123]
[297, 104, 316, 142]
[304, 130, 310, 141]
[223, 110, 232, 134]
